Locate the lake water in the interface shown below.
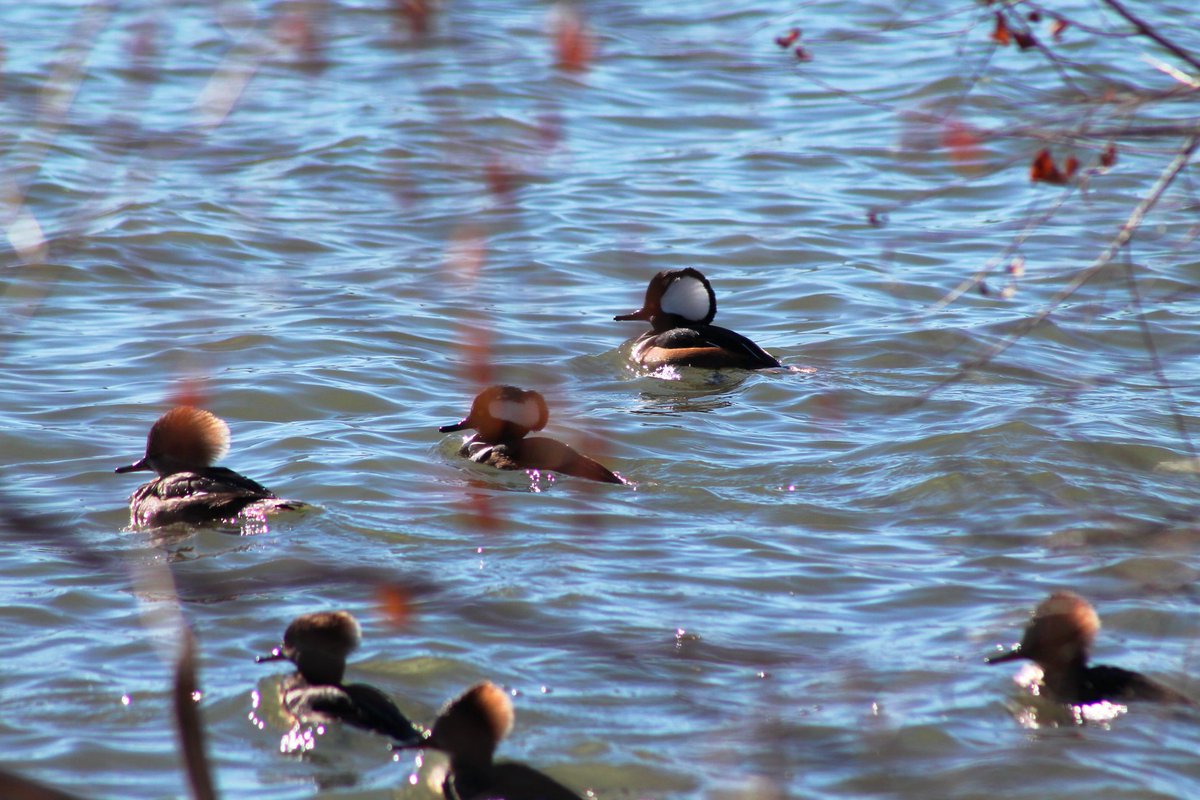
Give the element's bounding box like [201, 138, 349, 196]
[3, 1, 1200, 798]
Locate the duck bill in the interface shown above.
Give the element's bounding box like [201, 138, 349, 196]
[439, 418, 470, 433]
[255, 647, 287, 664]
[115, 456, 151, 474]
[614, 307, 651, 322]
[985, 645, 1024, 664]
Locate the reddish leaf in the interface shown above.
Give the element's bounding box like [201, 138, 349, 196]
[1013, 30, 1037, 50]
[376, 585, 414, 628]
[485, 159, 516, 199]
[775, 28, 801, 49]
[941, 119, 984, 172]
[1030, 148, 1070, 185]
[463, 326, 495, 388]
[169, 379, 209, 411]
[1050, 18, 1069, 41]
[553, 5, 595, 72]
[1099, 143, 1118, 167]
[1027, 10, 1042, 22]
[394, 0, 432, 35]
[992, 12, 1011, 46]
[793, 46, 812, 62]
[1063, 156, 1079, 179]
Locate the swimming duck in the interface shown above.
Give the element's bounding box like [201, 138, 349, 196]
[439, 386, 624, 484]
[115, 405, 300, 527]
[986, 591, 1194, 705]
[418, 681, 583, 800]
[614, 268, 781, 370]
[256, 611, 424, 744]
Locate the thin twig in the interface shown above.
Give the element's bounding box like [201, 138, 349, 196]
[918, 133, 1200, 402]
[1101, 0, 1200, 75]
[1120, 244, 1199, 468]
[174, 626, 217, 800]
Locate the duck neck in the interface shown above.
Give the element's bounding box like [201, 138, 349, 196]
[293, 652, 346, 686]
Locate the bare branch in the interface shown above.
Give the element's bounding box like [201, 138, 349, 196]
[173, 626, 217, 800]
[921, 133, 1200, 401]
[1102, 0, 1200, 74]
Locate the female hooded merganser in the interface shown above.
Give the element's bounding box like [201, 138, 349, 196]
[986, 591, 1194, 706]
[416, 681, 582, 800]
[439, 386, 624, 485]
[256, 611, 424, 744]
[115, 406, 300, 528]
[614, 268, 781, 370]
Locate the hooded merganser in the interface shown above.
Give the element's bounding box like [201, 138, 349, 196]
[256, 611, 424, 744]
[614, 268, 781, 370]
[439, 386, 624, 485]
[115, 405, 301, 528]
[416, 681, 583, 800]
[986, 591, 1194, 706]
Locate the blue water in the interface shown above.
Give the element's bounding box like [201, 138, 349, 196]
[3, 1, 1200, 798]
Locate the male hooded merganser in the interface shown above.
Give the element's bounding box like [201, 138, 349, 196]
[986, 591, 1194, 706]
[115, 405, 300, 527]
[439, 386, 624, 485]
[256, 611, 424, 744]
[415, 681, 582, 800]
[614, 268, 781, 370]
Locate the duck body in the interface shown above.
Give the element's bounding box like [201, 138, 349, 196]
[126, 467, 291, 527]
[444, 762, 582, 800]
[987, 591, 1194, 707]
[626, 321, 780, 371]
[423, 681, 584, 800]
[278, 672, 424, 743]
[116, 405, 300, 528]
[1044, 663, 1194, 706]
[258, 611, 424, 745]
[615, 268, 781, 371]
[442, 386, 624, 485]
[459, 434, 622, 485]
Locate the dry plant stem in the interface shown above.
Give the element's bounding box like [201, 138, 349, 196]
[921, 132, 1200, 401]
[1101, 0, 1200, 75]
[0, 771, 90, 800]
[1120, 247, 1199, 466]
[174, 627, 217, 800]
[926, 187, 1073, 314]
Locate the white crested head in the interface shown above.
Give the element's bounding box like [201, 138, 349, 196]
[488, 397, 544, 430]
[445, 385, 550, 443]
[659, 270, 715, 323]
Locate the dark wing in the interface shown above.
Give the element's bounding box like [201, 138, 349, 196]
[135, 469, 291, 525]
[641, 325, 780, 370]
[516, 437, 624, 484]
[150, 468, 276, 500]
[489, 762, 585, 800]
[1087, 665, 1196, 705]
[189, 466, 278, 497]
[340, 684, 425, 743]
[297, 683, 424, 743]
[693, 324, 781, 369]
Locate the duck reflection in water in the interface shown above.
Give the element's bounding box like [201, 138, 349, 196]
[115, 405, 302, 528]
[256, 611, 424, 745]
[400, 681, 583, 800]
[440, 385, 625, 485]
[987, 591, 1194, 722]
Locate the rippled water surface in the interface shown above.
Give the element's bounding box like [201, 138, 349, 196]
[4, 1, 1200, 798]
